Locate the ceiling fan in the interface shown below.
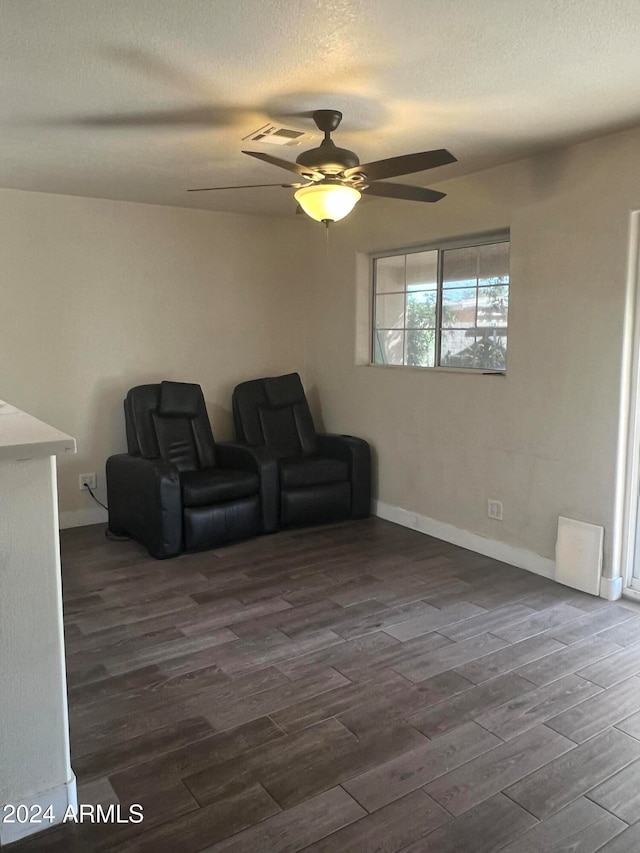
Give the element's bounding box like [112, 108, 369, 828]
[188, 109, 457, 225]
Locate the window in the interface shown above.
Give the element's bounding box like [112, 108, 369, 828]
[372, 237, 509, 371]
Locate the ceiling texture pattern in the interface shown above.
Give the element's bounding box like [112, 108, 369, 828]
[2, 0, 640, 216]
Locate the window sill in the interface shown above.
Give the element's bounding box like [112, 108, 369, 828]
[362, 363, 506, 376]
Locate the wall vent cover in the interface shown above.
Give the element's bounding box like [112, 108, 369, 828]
[555, 515, 603, 596]
[242, 124, 312, 147]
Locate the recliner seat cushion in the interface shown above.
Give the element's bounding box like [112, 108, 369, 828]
[180, 468, 258, 507]
[279, 456, 348, 489]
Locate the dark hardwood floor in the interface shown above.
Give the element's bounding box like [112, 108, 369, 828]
[12, 518, 640, 852]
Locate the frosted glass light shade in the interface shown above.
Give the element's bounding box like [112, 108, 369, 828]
[294, 183, 361, 223]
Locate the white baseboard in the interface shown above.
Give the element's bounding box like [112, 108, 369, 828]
[374, 499, 557, 580]
[59, 506, 108, 530]
[374, 500, 626, 601]
[599, 575, 624, 601]
[0, 773, 77, 845]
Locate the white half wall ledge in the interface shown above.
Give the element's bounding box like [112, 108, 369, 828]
[373, 500, 622, 600]
[0, 774, 77, 845]
[0, 401, 75, 460]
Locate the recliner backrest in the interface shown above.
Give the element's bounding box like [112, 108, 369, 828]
[124, 381, 216, 471]
[232, 373, 318, 457]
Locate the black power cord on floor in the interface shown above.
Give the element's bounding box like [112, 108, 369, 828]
[83, 483, 107, 511]
[82, 484, 131, 541]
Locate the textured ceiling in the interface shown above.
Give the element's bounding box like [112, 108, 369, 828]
[2, 0, 640, 216]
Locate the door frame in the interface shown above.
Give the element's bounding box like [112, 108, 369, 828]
[618, 209, 640, 593]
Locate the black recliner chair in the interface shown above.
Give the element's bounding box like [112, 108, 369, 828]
[232, 372, 371, 529]
[106, 381, 275, 558]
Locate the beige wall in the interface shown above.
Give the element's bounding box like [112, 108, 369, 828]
[304, 126, 640, 578]
[0, 188, 309, 524]
[2, 124, 640, 579]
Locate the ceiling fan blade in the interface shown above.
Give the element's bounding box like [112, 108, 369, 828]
[243, 150, 323, 180]
[57, 106, 251, 128]
[364, 182, 446, 203]
[188, 183, 298, 192]
[345, 149, 456, 182]
[103, 47, 210, 96]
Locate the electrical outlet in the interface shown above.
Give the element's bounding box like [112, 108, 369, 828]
[488, 499, 503, 521]
[79, 473, 97, 491]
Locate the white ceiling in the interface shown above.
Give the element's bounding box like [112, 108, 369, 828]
[2, 0, 640, 217]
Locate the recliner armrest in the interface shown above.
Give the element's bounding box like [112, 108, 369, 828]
[217, 443, 280, 533]
[106, 454, 182, 558]
[316, 433, 371, 519]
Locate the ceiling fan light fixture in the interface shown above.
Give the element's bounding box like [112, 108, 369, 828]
[294, 183, 361, 223]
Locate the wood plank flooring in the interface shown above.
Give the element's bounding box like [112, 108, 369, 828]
[11, 518, 640, 852]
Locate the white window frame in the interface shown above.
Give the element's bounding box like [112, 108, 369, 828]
[371, 230, 510, 373]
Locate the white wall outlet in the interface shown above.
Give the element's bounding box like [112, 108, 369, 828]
[488, 499, 503, 521]
[79, 473, 97, 491]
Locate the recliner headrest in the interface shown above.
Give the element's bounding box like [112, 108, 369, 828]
[264, 373, 306, 407]
[159, 381, 202, 417]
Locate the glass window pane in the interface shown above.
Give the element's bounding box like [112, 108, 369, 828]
[374, 329, 404, 365]
[474, 330, 508, 370]
[477, 285, 509, 327]
[375, 293, 405, 329]
[442, 287, 477, 328]
[440, 330, 478, 368]
[406, 250, 437, 291]
[479, 242, 509, 285]
[372, 240, 509, 372]
[406, 290, 437, 328]
[443, 246, 478, 289]
[375, 255, 405, 294]
[405, 329, 436, 367]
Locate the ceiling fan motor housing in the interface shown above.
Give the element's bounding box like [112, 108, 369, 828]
[295, 109, 360, 176]
[296, 139, 360, 175]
